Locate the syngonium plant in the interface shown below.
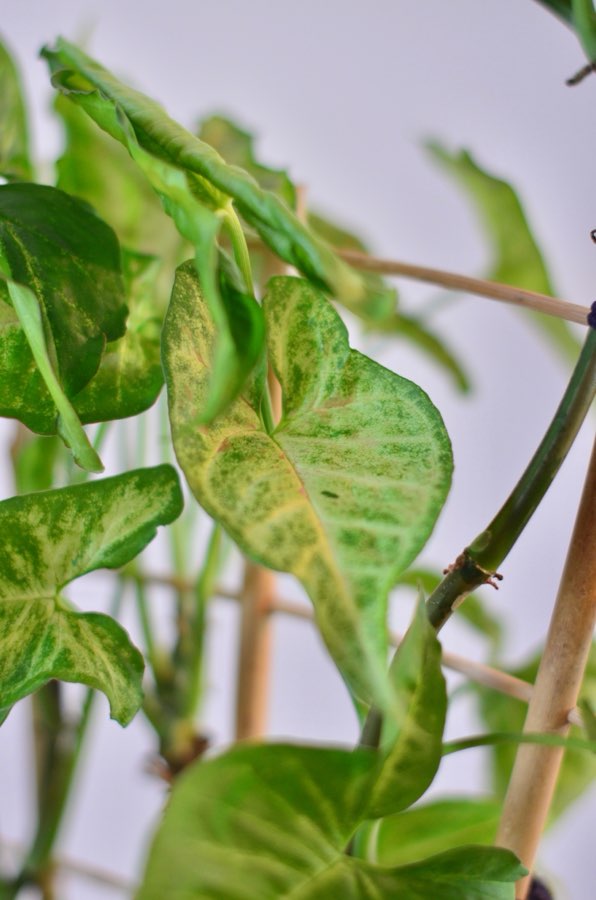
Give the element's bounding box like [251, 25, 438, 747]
[0, 3, 595, 897]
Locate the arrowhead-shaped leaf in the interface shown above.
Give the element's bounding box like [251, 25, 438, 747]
[0, 465, 183, 724]
[428, 144, 581, 366]
[42, 38, 394, 321]
[367, 599, 447, 818]
[137, 742, 524, 900]
[165, 271, 452, 710]
[0, 39, 33, 181]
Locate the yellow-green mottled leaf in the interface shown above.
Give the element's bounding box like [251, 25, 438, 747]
[0, 182, 127, 397]
[0, 38, 33, 181]
[367, 599, 446, 818]
[41, 38, 394, 320]
[137, 742, 523, 900]
[0, 601, 142, 724]
[429, 144, 581, 366]
[165, 271, 452, 710]
[0, 465, 183, 723]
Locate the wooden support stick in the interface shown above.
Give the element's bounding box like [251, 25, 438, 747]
[496, 436, 596, 899]
[338, 248, 590, 326]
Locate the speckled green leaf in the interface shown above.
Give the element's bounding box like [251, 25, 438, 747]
[0, 465, 183, 723]
[0, 601, 143, 725]
[165, 272, 452, 710]
[367, 599, 447, 818]
[372, 797, 501, 867]
[0, 39, 33, 181]
[429, 144, 581, 366]
[138, 742, 523, 900]
[42, 38, 394, 320]
[0, 182, 127, 396]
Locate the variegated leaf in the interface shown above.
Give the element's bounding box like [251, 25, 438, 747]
[165, 270, 452, 711]
[0, 465, 183, 724]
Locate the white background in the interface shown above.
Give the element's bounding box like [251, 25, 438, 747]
[0, 1, 594, 897]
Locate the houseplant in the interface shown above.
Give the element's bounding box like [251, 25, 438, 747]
[0, 1, 594, 897]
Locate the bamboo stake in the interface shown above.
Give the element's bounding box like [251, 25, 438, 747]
[338, 248, 590, 326]
[496, 436, 596, 899]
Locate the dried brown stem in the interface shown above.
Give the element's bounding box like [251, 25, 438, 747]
[496, 436, 596, 899]
[338, 248, 590, 326]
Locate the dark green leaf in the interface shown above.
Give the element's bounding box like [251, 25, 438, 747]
[0, 465, 183, 723]
[373, 797, 501, 867]
[0, 276, 103, 471]
[428, 144, 581, 366]
[533, 0, 573, 25]
[138, 742, 523, 899]
[165, 272, 452, 712]
[42, 38, 395, 321]
[367, 599, 446, 817]
[73, 250, 164, 422]
[0, 182, 127, 395]
[475, 642, 596, 824]
[0, 38, 33, 181]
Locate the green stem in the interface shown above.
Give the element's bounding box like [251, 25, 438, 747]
[10, 585, 125, 895]
[181, 523, 222, 719]
[134, 578, 159, 676]
[427, 328, 596, 631]
[4, 279, 103, 474]
[222, 204, 254, 295]
[221, 203, 277, 434]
